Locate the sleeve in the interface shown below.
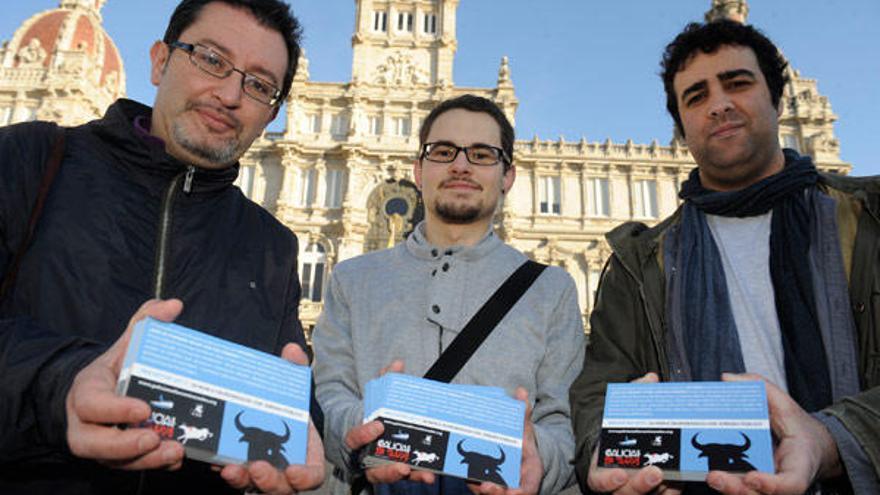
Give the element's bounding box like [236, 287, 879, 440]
[0, 121, 105, 461]
[814, 412, 880, 494]
[311, 268, 364, 480]
[530, 274, 586, 494]
[568, 255, 660, 494]
[0, 317, 104, 461]
[822, 387, 880, 488]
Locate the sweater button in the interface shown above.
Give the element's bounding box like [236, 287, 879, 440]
[431, 249, 439, 257]
[854, 301, 866, 313]
[442, 263, 449, 272]
[432, 304, 440, 314]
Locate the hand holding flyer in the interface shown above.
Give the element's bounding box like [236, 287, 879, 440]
[361, 373, 525, 487]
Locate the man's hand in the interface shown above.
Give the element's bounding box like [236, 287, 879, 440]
[705, 373, 842, 495]
[468, 387, 543, 495]
[65, 298, 186, 470]
[586, 372, 681, 495]
[342, 360, 436, 486]
[219, 343, 325, 494]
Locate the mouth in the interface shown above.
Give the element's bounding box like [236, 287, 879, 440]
[440, 180, 482, 191]
[710, 122, 745, 139]
[191, 104, 239, 133]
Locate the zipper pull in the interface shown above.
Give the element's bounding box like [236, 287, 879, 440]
[183, 165, 195, 194]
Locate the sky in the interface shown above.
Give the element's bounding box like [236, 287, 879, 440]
[2, 1, 878, 174]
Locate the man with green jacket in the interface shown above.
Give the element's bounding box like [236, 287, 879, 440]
[571, 20, 880, 495]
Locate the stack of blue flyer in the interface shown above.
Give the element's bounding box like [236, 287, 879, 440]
[598, 381, 773, 481]
[116, 317, 311, 470]
[362, 373, 524, 488]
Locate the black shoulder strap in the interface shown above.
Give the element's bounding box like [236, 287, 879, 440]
[0, 125, 66, 301]
[423, 259, 547, 383]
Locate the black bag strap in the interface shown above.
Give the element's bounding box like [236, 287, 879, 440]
[0, 126, 66, 301]
[423, 259, 547, 383]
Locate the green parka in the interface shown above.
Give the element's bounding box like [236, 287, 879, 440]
[570, 172, 880, 491]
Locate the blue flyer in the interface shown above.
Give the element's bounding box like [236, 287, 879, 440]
[362, 373, 524, 488]
[598, 381, 773, 481]
[116, 318, 311, 469]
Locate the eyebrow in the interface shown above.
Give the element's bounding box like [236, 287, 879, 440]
[679, 68, 758, 103]
[197, 37, 281, 86]
[717, 68, 757, 82]
[680, 80, 707, 103]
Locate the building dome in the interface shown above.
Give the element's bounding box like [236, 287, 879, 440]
[0, 0, 125, 125]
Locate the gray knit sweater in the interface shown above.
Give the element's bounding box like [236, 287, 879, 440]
[313, 223, 585, 494]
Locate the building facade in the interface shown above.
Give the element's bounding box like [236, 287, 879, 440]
[0, 0, 850, 336]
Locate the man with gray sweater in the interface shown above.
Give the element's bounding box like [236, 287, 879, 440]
[312, 95, 585, 495]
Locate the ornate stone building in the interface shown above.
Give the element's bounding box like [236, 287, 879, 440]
[0, 0, 124, 126]
[0, 0, 850, 335]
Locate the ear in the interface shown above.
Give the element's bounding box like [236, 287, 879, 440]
[413, 159, 423, 190]
[150, 41, 170, 87]
[501, 164, 516, 194]
[776, 98, 783, 118]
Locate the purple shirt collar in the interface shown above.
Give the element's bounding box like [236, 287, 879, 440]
[133, 115, 166, 149]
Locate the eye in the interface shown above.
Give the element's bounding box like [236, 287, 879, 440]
[428, 145, 456, 159]
[245, 76, 273, 97]
[684, 92, 706, 107]
[196, 49, 226, 70]
[469, 147, 496, 162]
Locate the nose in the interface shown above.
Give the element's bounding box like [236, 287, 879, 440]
[708, 92, 733, 118]
[212, 71, 244, 108]
[447, 148, 473, 174]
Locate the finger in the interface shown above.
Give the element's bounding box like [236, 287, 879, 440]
[108, 299, 184, 370]
[344, 421, 384, 450]
[70, 422, 162, 462]
[365, 462, 411, 484]
[633, 372, 660, 383]
[220, 464, 252, 490]
[619, 466, 664, 495]
[73, 387, 152, 425]
[706, 470, 761, 495]
[250, 461, 293, 495]
[103, 439, 184, 470]
[285, 464, 325, 492]
[408, 469, 436, 485]
[742, 469, 811, 495]
[588, 466, 630, 492]
[379, 360, 405, 376]
[305, 418, 325, 465]
[475, 481, 505, 495]
[281, 343, 309, 366]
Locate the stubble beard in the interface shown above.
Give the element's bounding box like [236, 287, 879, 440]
[434, 199, 484, 224]
[172, 121, 241, 166]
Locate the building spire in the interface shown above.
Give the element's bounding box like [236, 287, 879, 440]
[59, 0, 106, 16]
[705, 0, 749, 24]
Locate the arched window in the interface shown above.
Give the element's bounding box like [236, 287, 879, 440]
[300, 243, 326, 302]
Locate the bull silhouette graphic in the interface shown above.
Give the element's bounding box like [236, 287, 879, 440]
[456, 440, 507, 486]
[691, 432, 756, 471]
[234, 412, 291, 469]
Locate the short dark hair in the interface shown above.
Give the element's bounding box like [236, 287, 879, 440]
[163, 0, 302, 104]
[660, 20, 788, 137]
[418, 94, 515, 170]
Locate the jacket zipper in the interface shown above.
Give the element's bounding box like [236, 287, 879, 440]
[152, 165, 195, 298]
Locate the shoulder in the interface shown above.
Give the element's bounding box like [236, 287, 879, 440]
[233, 194, 299, 253]
[330, 245, 403, 281]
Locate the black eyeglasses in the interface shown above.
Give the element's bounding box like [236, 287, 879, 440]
[420, 142, 509, 167]
[169, 41, 282, 106]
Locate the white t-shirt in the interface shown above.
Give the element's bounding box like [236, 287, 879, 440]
[706, 212, 788, 391]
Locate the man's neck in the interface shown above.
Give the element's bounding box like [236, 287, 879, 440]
[422, 216, 492, 248]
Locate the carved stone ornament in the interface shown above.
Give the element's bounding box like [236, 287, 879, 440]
[373, 52, 429, 86]
[18, 38, 47, 67]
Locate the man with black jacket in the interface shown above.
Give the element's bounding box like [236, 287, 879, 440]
[0, 1, 323, 493]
